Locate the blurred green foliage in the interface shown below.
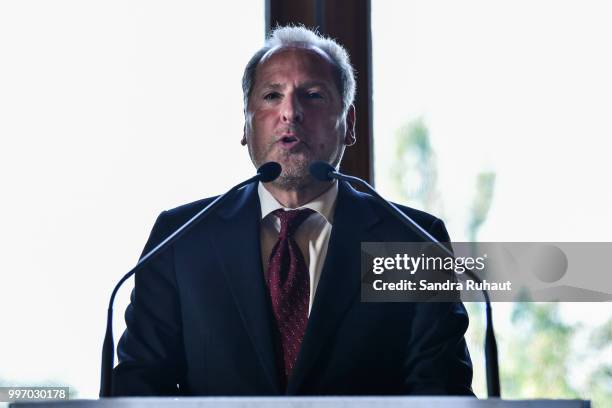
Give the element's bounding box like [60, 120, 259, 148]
[503, 303, 578, 397]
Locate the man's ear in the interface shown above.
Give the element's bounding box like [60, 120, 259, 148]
[344, 104, 356, 146]
[241, 124, 247, 146]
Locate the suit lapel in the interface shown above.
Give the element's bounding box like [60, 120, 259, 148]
[287, 181, 382, 393]
[209, 182, 281, 394]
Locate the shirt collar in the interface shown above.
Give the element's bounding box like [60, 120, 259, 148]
[257, 180, 338, 224]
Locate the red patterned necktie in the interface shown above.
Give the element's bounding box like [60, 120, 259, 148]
[266, 208, 315, 384]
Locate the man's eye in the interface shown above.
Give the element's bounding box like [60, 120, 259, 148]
[264, 92, 281, 100]
[307, 92, 323, 99]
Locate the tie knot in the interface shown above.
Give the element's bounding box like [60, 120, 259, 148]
[273, 208, 315, 239]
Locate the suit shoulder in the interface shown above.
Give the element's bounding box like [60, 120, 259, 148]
[158, 195, 221, 227]
[391, 202, 442, 230]
[347, 186, 450, 242]
[352, 188, 443, 229]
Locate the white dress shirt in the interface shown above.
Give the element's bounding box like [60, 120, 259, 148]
[258, 181, 338, 314]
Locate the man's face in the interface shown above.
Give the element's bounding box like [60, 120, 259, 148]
[243, 46, 355, 189]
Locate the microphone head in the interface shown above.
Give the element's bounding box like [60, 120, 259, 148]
[309, 161, 335, 181]
[257, 162, 282, 182]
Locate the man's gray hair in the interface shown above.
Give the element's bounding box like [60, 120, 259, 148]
[242, 25, 356, 116]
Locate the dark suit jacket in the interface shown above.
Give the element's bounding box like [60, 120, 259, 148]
[112, 181, 473, 396]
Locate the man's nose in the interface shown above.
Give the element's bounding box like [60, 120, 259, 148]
[281, 93, 303, 123]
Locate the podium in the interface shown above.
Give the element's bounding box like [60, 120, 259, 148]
[10, 397, 590, 408]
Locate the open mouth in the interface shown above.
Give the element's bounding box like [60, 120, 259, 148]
[279, 135, 301, 148]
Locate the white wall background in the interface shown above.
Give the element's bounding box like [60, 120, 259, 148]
[0, 0, 264, 398]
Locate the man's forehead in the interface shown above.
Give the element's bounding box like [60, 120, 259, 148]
[253, 45, 337, 90]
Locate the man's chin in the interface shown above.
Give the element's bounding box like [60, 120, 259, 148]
[269, 165, 313, 190]
[256, 153, 319, 189]
[273, 156, 309, 175]
[270, 171, 306, 188]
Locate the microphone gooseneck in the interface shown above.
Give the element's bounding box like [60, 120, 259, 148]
[309, 160, 501, 398]
[100, 162, 281, 397]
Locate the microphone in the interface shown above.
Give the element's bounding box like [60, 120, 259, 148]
[100, 162, 281, 397]
[257, 161, 282, 182]
[309, 161, 501, 398]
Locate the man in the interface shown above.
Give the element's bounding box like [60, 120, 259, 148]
[113, 26, 473, 396]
